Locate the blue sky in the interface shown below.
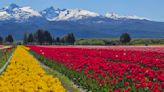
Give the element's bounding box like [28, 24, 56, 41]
[0, 0, 164, 21]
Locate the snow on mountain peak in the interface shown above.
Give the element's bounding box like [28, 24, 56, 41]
[105, 12, 146, 20]
[0, 4, 148, 22]
[52, 8, 99, 21]
[0, 11, 11, 20]
[41, 7, 100, 21]
[20, 6, 41, 16]
[41, 6, 60, 21]
[105, 12, 120, 19]
[0, 4, 41, 21]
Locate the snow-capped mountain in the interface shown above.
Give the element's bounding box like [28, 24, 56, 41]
[40, 7, 60, 21]
[41, 7, 99, 21]
[0, 3, 147, 22]
[105, 12, 146, 20]
[41, 7, 146, 21]
[0, 3, 41, 22]
[0, 4, 164, 39]
[54, 8, 99, 21]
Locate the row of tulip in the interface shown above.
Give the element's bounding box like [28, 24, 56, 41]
[29, 45, 164, 92]
[37, 45, 164, 53]
[35, 45, 164, 69]
[0, 46, 65, 92]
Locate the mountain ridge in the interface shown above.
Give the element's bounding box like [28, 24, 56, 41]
[0, 3, 148, 22]
[0, 4, 164, 40]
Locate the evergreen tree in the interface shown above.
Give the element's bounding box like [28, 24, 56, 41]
[60, 37, 65, 43]
[120, 33, 131, 44]
[23, 33, 28, 44]
[0, 35, 3, 44]
[56, 37, 60, 43]
[62, 33, 75, 44]
[44, 31, 53, 44]
[27, 33, 34, 43]
[35, 29, 44, 44]
[69, 33, 75, 44]
[5, 35, 14, 43]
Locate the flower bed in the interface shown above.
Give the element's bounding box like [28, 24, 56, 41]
[29, 45, 164, 92]
[0, 46, 65, 92]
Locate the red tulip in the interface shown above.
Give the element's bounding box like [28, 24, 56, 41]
[118, 77, 122, 82]
[124, 82, 129, 86]
[28, 45, 164, 92]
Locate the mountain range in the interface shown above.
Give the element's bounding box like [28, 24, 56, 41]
[0, 3, 164, 40]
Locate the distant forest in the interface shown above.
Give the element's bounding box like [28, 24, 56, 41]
[0, 29, 164, 45]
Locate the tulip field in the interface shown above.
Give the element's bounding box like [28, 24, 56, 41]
[0, 45, 164, 92]
[27, 45, 164, 92]
[0, 46, 65, 92]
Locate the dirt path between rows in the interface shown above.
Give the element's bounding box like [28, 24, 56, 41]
[39, 61, 86, 92]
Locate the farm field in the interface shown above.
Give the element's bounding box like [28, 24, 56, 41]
[36, 45, 164, 53]
[0, 1, 164, 92]
[0, 45, 163, 92]
[28, 45, 164, 92]
[0, 46, 65, 92]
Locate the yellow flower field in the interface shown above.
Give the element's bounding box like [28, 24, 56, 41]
[0, 46, 65, 92]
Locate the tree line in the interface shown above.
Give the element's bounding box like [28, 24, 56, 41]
[23, 29, 76, 45]
[0, 29, 131, 45]
[23, 31, 131, 45]
[0, 34, 14, 44]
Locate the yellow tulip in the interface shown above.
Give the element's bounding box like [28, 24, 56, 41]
[0, 46, 65, 92]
